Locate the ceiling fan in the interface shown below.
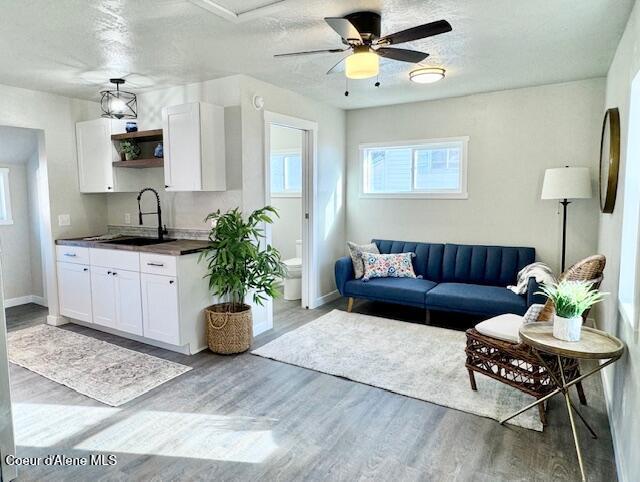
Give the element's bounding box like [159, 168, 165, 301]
[274, 11, 452, 84]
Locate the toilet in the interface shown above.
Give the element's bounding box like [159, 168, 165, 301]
[283, 240, 302, 300]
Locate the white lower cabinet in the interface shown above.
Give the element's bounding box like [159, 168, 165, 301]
[57, 262, 92, 322]
[141, 273, 180, 345]
[91, 267, 143, 335]
[57, 247, 209, 354]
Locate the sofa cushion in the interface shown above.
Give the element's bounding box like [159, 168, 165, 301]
[441, 244, 535, 286]
[347, 241, 380, 279]
[475, 314, 523, 343]
[344, 277, 437, 307]
[362, 252, 418, 281]
[425, 282, 528, 316]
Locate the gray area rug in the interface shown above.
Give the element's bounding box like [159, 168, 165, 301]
[8, 325, 192, 406]
[252, 310, 542, 431]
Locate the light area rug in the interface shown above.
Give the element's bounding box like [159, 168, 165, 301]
[252, 310, 543, 431]
[8, 325, 191, 406]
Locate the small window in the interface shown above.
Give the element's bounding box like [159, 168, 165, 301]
[0, 168, 13, 225]
[271, 151, 302, 197]
[361, 137, 468, 198]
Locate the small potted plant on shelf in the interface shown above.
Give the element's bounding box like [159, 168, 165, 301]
[199, 206, 286, 354]
[537, 280, 607, 342]
[120, 140, 141, 161]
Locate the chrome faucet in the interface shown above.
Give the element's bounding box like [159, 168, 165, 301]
[137, 188, 168, 240]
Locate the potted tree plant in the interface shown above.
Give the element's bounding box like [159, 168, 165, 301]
[537, 280, 607, 342]
[199, 206, 286, 354]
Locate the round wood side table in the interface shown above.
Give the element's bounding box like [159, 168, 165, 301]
[500, 322, 624, 482]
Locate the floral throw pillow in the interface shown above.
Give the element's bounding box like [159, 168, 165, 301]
[347, 241, 380, 279]
[361, 252, 419, 281]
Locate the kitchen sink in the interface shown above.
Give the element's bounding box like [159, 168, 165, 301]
[104, 237, 176, 246]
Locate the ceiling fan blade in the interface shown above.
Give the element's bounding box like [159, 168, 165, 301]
[375, 48, 429, 63]
[324, 17, 363, 43]
[274, 48, 348, 58]
[377, 19, 452, 46]
[326, 57, 346, 75]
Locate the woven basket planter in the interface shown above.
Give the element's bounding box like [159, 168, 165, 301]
[205, 303, 253, 354]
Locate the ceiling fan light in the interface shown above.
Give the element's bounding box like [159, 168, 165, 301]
[409, 67, 446, 84]
[345, 51, 379, 79]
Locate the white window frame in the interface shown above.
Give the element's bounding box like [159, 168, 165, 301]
[0, 168, 13, 225]
[359, 136, 469, 199]
[270, 149, 302, 198]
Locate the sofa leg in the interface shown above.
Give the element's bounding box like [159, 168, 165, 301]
[346, 297, 354, 313]
[538, 402, 548, 426]
[425, 309, 431, 325]
[576, 381, 587, 406]
[467, 368, 477, 391]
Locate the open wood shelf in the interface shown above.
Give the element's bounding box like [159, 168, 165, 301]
[112, 158, 164, 169]
[111, 129, 163, 143]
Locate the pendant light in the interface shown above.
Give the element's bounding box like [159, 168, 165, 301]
[100, 78, 137, 119]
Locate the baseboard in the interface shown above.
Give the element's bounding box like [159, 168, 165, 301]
[311, 290, 340, 309]
[4, 295, 48, 308]
[601, 368, 627, 482]
[46, 314, 69, 326]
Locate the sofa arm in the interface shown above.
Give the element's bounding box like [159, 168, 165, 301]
[526, 277, 547, 307]
[335, 256, 355, 296]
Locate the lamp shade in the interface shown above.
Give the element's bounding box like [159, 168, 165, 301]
[541, 167, 592, 200]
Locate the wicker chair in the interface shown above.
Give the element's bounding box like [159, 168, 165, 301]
[465, 255, 606, 425]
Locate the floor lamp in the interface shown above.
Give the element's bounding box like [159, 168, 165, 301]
[541, 167, 592, 272]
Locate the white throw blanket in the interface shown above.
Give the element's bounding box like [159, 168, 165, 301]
[508, 262, 555, 295]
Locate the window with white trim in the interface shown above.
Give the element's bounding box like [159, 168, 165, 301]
[0, 168, 13, 225]
[361, 137, 468, 198]
[270, 150, 302, 197]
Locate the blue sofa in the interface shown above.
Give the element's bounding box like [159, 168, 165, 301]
[335, 239, 545, 318]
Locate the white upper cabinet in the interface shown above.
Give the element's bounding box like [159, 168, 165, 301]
[76, 118, 126, 193]
[162, 102, 226, 192]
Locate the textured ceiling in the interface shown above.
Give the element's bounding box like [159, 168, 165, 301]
[0, 0, 633, 109]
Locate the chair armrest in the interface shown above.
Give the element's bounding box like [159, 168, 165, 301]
[526, 277, 547, 307]
[335, 256, 355, 296]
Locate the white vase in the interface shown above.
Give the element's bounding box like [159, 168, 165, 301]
[553, 314, 582, 342]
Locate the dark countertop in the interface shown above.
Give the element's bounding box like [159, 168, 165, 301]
[56, 237, 210, 256]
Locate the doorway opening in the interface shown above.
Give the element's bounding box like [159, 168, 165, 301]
[0, 126, 51, 312]
[264, 112, 318, 317]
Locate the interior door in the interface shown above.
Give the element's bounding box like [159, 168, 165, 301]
[57, 262, 92, 322]
[90, 267, 117, 329]
[114, 270, 143, 335]
[0, 264, 17, 481]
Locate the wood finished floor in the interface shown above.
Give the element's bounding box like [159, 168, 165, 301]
[6, 300, 617, 482]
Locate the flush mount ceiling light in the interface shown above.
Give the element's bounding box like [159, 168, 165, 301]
[100, 78, 137, 119]
[409, 67, 446, 84]
[345, 47, 379, 79]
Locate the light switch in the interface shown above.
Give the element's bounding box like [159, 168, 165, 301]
[124, 213, 131, 224]
[58, 214, 71, 227]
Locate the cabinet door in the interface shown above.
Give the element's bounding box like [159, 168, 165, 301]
[141, 273, 180, 344]
[114, 270, 143, 336]
[76, 119, 116, 193]
[163, 103, 201, 191]
[90, 267, 117, 329]
[57, 262, 92, 322]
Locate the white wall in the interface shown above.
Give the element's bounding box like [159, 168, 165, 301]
[346, 79, 604, 273]
[0, 83, 104, 321]
[595, 2, 640, 481]
[0, 163, 32, 300]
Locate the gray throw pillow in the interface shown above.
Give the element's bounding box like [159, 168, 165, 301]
[347, 241, 380, 279]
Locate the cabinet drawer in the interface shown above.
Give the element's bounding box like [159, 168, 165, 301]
[140, 253, 177, 276]
[56, 245, 90, 264]
[90, 248, 140, 271]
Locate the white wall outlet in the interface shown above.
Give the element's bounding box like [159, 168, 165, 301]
[124, 213, 131, 224]
[58, 214, 71, 227]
